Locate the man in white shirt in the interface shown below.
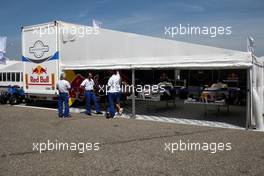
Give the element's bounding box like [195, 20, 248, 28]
[56, 73, 71, 118]
[106, 70, 121, 118]
[80, 72, 102, 116]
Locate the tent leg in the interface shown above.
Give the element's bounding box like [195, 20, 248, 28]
[132, 69, 136, 118]
[246, 68, 252, 129]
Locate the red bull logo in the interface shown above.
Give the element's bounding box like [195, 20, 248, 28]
[32, 65, 47, 75]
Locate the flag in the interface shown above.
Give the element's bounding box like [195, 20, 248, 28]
[0, 36, 7, 64]
[0, 52, 6, 64]
[247, 37, 255, 54]
[0, 36, 7, 53]
[92, 19, 102, 28]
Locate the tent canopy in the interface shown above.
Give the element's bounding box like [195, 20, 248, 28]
[58, 21, 264, 130]
[0, 60, 23, 72]
[59, 21, 252, 70]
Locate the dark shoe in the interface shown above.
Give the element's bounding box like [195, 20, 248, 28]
[86, 112, 92, 116]
[59, 114, 63, 118]
[106, 113, 114, 119]
[96, 111, 103, 115]
[105, 112, 110, 119]
[64, 114, 71, 118]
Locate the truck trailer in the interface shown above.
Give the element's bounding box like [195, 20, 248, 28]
[22, 21, 100, 103]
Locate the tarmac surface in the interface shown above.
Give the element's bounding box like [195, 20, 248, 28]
[0, 104, 264, 176]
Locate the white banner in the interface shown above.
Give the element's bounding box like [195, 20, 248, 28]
[0, 36, 7, 53]
[247, 37, 255, 54]
[92, 19, 102, 28]
[0, 52, 6, 64]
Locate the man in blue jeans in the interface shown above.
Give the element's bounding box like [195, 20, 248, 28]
[56, 73, 71, 118]
[106, 70, 121, 118]
[80, 72, 102, 116]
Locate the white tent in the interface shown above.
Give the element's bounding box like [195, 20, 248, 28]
[59, 22, 252, 70]
[56, 21, 264, 130]
[0, 59, 23, 72]
[0, 59, 23, 88]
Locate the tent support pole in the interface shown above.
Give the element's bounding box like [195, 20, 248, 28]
[132, 69, 136, 118]
[246, 68, 252, 129]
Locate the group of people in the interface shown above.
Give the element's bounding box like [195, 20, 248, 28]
[56, 70, 123, 119]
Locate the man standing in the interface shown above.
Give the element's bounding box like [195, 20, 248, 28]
[80, 72, 102, 116]
[106, 70, 121, 118]
[56, 73, 71, 118]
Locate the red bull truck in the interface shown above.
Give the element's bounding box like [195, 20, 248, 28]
[22, 22, 60, 102]
[22, 21, 96, 104]
[22, 20, 105, 105]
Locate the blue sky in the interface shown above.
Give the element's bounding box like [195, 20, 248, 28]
[1, 0, 264, 59]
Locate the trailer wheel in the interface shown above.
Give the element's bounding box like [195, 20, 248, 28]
[10, 96, 18, 105]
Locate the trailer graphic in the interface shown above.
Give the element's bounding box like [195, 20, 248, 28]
[22, 21, 95, 102]
[29, 40, 49, 59]
[22, 22, 59, 100]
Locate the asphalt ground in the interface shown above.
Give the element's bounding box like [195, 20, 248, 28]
[0, 105, 264, 176]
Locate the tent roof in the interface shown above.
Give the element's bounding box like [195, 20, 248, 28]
[63, 53, 251, 70]
[0, 60, 23, 72]
[59, 21, 252, 70]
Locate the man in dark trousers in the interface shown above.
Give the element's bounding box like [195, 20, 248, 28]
[56, 73, 71, 118]
[80, 72, 102, 116]
[106, 70, 121, 118]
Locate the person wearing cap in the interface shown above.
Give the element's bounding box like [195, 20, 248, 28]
[80, 72, 102, 116]
[56, 73, 71, 118]
[106, 70, 121, 118]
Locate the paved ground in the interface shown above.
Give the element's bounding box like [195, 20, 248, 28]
[21, 99, 247, 129]
[0, 105, 264, 176]
[123, 100, 246, 129]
